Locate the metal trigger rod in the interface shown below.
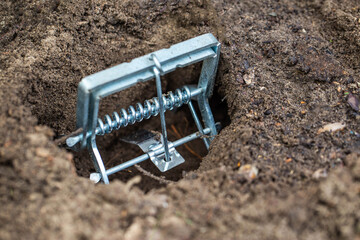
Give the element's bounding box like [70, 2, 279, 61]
[151, 54, 171, 162]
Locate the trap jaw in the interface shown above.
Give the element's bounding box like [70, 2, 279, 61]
[67, 33, 221, 184]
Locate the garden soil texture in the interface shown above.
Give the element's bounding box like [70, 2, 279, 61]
[0, 0, 360, 239]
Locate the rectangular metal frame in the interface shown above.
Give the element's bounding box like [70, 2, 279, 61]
[72, 33, 221, 184]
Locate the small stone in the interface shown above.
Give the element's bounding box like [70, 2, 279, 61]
[238, 164, 258, 180]
[268, 12, 277, 17]
[77, 21, 88, 25]
[244, 68, 255, 85]
[312, 168, 327, 179]
[264, 109, 272, 115]
[35, 147, 51, 158]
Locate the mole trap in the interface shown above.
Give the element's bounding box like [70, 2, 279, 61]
[66, 33, 221, 184]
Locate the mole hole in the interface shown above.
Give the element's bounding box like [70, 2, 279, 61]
[71, 65, 229, 192]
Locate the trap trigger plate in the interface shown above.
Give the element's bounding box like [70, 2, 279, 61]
[121, 130, 185, 172]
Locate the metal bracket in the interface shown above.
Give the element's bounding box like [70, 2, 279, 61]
[67, 33, 221, 184]
[121, 130, 185, 172]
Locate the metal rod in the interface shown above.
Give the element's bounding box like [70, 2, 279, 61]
[152, 56, 171, 162]
[105, 127, 211, 176]
[106, 154, 149, 176]
[89, 138, 110, 184]
[188, 101, 210, 149]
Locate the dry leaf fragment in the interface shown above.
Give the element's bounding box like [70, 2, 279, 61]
[317, 122, 346, 134]
[347, 93, 359, 112]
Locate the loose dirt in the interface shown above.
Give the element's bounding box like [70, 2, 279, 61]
[0, 0, 359, 239]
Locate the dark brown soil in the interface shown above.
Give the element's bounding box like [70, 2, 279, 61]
[0, 0, 359, 239]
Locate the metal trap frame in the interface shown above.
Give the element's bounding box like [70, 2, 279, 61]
[66, 33, 221, 184]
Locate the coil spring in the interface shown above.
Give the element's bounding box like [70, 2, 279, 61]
[96, 86, 192, 136]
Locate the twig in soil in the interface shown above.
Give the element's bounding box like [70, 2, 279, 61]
[134, 164, 174, 184]
[170, 124, 202, 160]
[106, 152, 174, 184]
[183, 116, 189, 135]
[53, 128, 83, 145]
[105, 151, 124, 167]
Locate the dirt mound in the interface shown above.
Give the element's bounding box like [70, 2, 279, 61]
[0, 0, 359, 239]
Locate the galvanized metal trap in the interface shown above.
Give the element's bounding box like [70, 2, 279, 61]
[66, 33, 221, 184]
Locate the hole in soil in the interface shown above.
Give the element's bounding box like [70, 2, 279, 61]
[70, 65, 229, 192]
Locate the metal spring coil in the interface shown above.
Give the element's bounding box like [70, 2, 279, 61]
[96, 87, 191, 135]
